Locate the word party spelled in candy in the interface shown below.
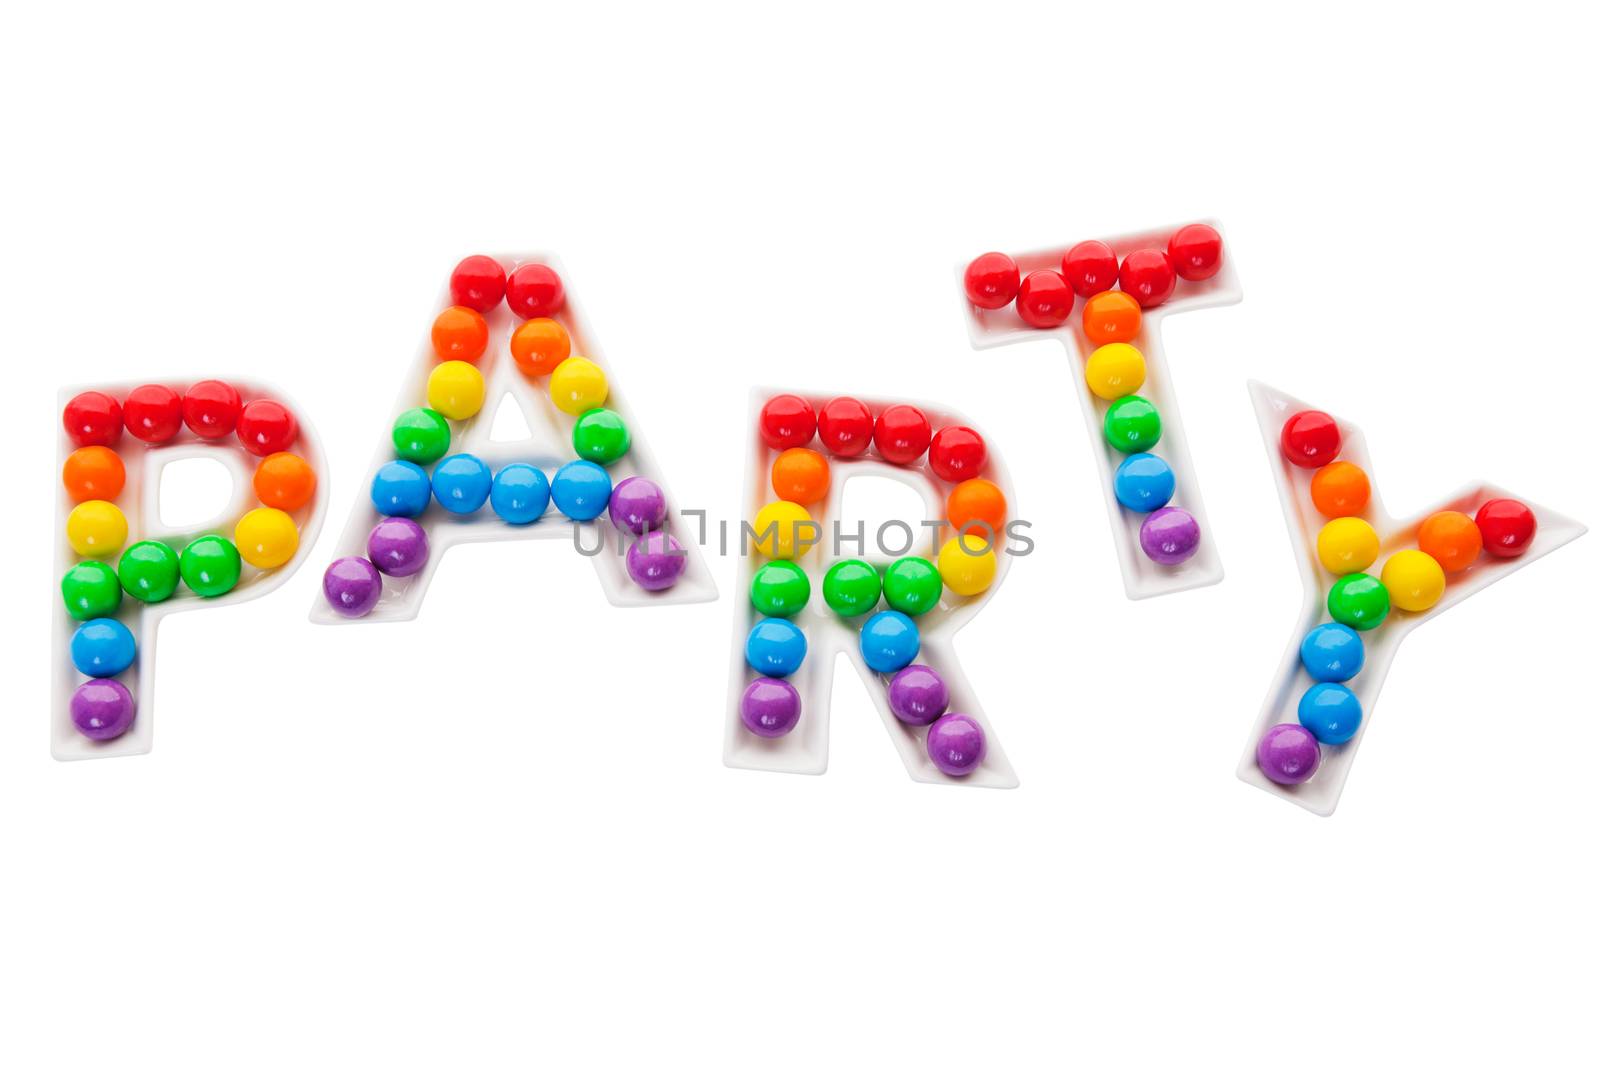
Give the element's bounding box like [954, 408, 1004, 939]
[55, 381, 327, 758]
[314, 254, 714, 623]
[1239, 383, 1585, 815]
[960, 222, 1239, 599]
[725, 391, 1018, 787]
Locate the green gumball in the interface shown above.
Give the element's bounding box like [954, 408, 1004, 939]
[119, 540, 181, 603]
[750, 560, 810, 618]
[180, 535, 242, 598]
[1328, 573, 1389, 631]
[572, 408, 631, 466]
[1104, 395, 1162, 454]
[823, 559, 880, 618]
[62, 561, 122, 621]
[882, 556, 943, 616]
[392, 407, 451, 465]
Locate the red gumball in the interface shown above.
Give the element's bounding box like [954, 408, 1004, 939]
[759, 394, 817, 450]
[505, 263, 565, 319]
[183, 380, 242, 440]
[62, 391, 123, 448]
[1118, 249, 1177, 308]
[122, 384, 183, 443]
[817, 397, 873, 458]
[1475, 498, 1537, 558]
[236, 399, 299, 457]
[1279, 410, 1341, 469]
[963, 252, 1021, 310]
[1015, 269, 1074, 329]
[1168, 224, 1223, 281]
[928, 426, 987, 482]
[450, 255, 507, 313]
[1061, 240, 1119, 297]
[873, 404, 931, 465]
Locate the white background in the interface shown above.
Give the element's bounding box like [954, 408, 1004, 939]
[3, 3, 1597, 1063]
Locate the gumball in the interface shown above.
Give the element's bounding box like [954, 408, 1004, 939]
[860, 610, 920, 673]
[236, 399, 298, 456]
[1117, 248, 1177, 308]
[1084, 342, 1146, 400]
[937, 534, 996, 597]
[1327, 573, 1389, 631]
[118, 540, 180, 603]
[122, 384, 183, 443]
[928, 426, 986, 482]
[1081, 290, 1142, 345]
[759, 394, 817, 450]
[1061, 240, 1119, 297]
[179, 535, 241, 597]
[71, 679, 136, 741]
[1476, 498, 1537, 558]
[323, 556, 383, 618]
[771, 447, 830, 505]
[888, 664, 949, 726]
[427, 360, 486, 421]
[873, 404, 931, 464]
[509, 317, 570, 377]
[926, 713, 986, 777]
[750, 560, 810, 617]
[963, 252, 1021, 309]
[627, 530, 687, 591]
[1310, 462, 1370, 519]
[62, 560, 122, 620]
[505, 263, 565, 318]
[70, 618, 137, 678]
[1168, 223, 1224, 281]
[1416, 510, 1481, 573]
[746, 617, 807, 677]
[816, 397, 873, 457]
[1015, 269, 1074, 328]
[946, 478, 1007, 540]
[1315, 517, 1379, 575]
[549, 356, 608, 415]
[882, 556, 942, 616]
[66, 500, 128, 558]
[750, 500, 816, 560]
[449, 254, 507, 313]
[63, 446, 125, 503]
[550, 460, 612, 520]
[823, 559, 881, 617]
[1256, 723, 1320, 785]
[1113, 453, 1175, 512]
[431, 453, 493, 514]
[740, 677, 801, 737]
[431, 306, 489, 364]
[607, 476, 666, 535]
[1279, 410, 1341, 468]
[491, 463, 551, 525]
[253, 452, 317, 511]
[181, 380, 242, 439]
[1300, 622, 1364, 683]
[1381, 548, 1445, 613]
[63, 391, 123, 448]
[234, 507, 299, 569]
[1298, 683, 1362, 745]
[392, 407, 451, 465]
[371, 459, 432, 517]
[1103, 395, 1162, 453]
[572, 408, 631, 465]
[1139, 507, 1201, 566]
[368, 516, 429, 577]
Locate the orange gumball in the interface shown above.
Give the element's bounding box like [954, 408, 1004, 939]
[63, 446, 125, 503]
[431, 305, 489, 363]
[947, 477, 1007, 540]
[770, 447, 830, 505]
[510, 317, 571, 377]
[1081, 290, 1142, 345]
[1417, 510, 1482, 573]
[1310, 461, 1370, 518]
[253, 451, 318, 511]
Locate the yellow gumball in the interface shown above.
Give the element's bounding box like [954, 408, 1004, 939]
[426, 360, 485, 421]
[234, 507, 299, 569]
[1084, 342, 1146, 400]
[550, 356, 608, 416]
[1381, 548, 1445, 613]
[750, 500, 816, 560]
[938, 533, 997, 597]
[1316, 517, 1379, 575]
[66, 500, 128, 558]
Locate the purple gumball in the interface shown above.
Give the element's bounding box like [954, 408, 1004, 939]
[608, 476, 668, 536]
[1139, 506, 1201, 566]
[367, 517, 429, 577]
[71, 678, 136, 741]
[926, 713, 986, 776]
[323, 556, 383, 618]
[888, 664, 949, 726]
[740, 677, 801, 737]
[626, 530, 687, 591]
[1256, 722, 1321, 785]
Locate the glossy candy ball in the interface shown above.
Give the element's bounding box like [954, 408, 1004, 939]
[1081, 290, 1142, 345]
[1114, 453, 1175, 512]
[66, 501, 128, 558]
[1310, 461, 1370, 519]
[749, 560, 810, 618]
[1327, 573, 1389, 631]
[927, 714, 986, 777]
[62, 561, 122, 620]
[431, 306, 489, 364]
[510, 317, 570, 377]
[823, 559, 881, 617]
[323, 556, 383, 618]
[937, 534, 996, 597]
[122, 384, 183, 443]
[550, 460, 612, 520]
[392, 407, 451, 465]
[1280, 410, 1341, 468]
[928, 426, 986, 482]
[234, 507, 299, 569]
[505, 263, 565, 318]
[1316, 517, 1379, 575]
[1476, 498, 1537, 558]
[236, 400, 298, 456]
[572, 408, 631, 465]
[740, 677, 801, 737]
[1139, 507, 1202, 566]
[182, 380, 241, 440]
[1168, 223, 1224, 281]
[367, 517, 429, 577]
[1381, 548, 1446, 613]
[751, 500, 815, 559]
[860, 610, 920, 673]
[759, 394, 817, 451]
[1300, 622, 1364, 683]
[71, 679, 136, 741]
[431, 453, 493, 514]
[1085, 342, 1146, 400]
[882, 556, 942, 616]
[946, 478, 1007, 540]
[1016, 269, 1073, 328]
[626, 531, 686, 591]
[1118, 248, 1177, 308]
[1298, 683, 1362, 745]
[1256, 723, 1320, 785]
[1061, 240, 1119, 297]
[254, 452, 317, 511]
[118, 540, 180, 603]
[427, 360, 486, 420]
[371, 459, 431, 517]
[71, 618, 137, 678]
[1104, 395, 1162, 453]
[963, 252, 1021, 309]
[1417, 510, 1482, 572]
[63, 391, 123, 447]
[63, 446, 125, 503]
[607, 476, 666, 535]
[872, 404, 931, 464]
[746, 617, 807, 677]
[490, 463, 551, 525]
[449, 255, 506, 313]
[549, 356, 608, 416]
[180, 535, 241, 597]
[770, 447, 830, 505]
[816, 397, 872, 457]
[888, 664, 949, 726]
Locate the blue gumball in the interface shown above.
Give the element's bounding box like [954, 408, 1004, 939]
[490, 463, 551, 525]
[1298, 682, 1363, 745]
[746, 617, 807, 677]
[1300, 622, 1364, 682]
[1113, 452, 1175, 513]
[70, 618, 136, 678]
[370, 460, 431, 517]
[431, 453, 493, 514]
[550, 460, 613, 520]
[860, 610, 920, 674]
